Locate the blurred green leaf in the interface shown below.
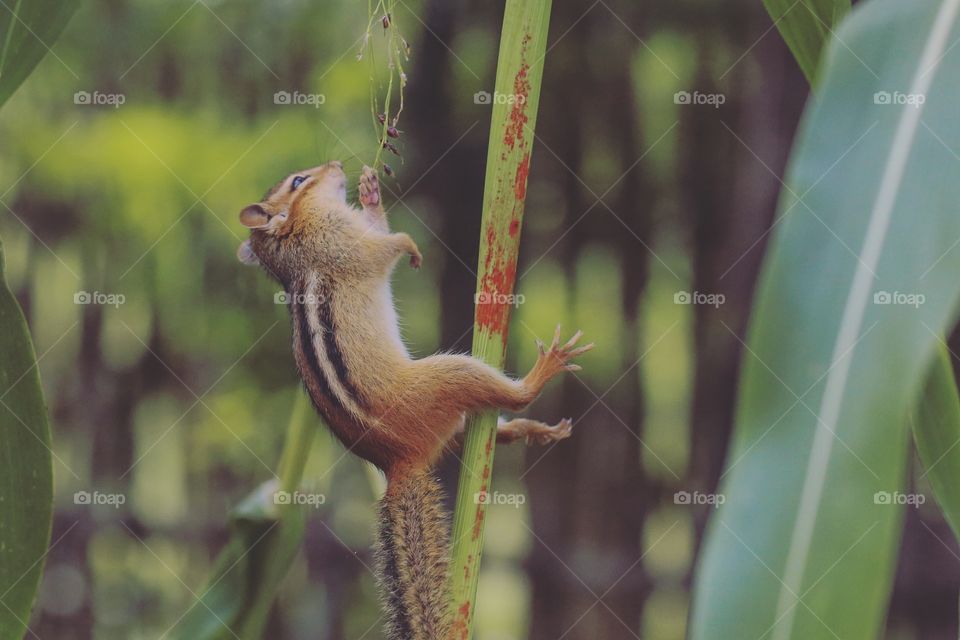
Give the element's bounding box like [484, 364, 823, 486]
[762, 0, 849, 84]
[0, 3, 80, 636]
[0, 0, 80, 109]
[174, 480, 306, 640]
[691, 0, 960, 637]
[913, 345, 960, 540]
[176, 391, 315, 640]
[0, 238, 53, 639]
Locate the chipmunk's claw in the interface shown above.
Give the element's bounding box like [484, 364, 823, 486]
[531, 326, 592, 383]
[526, 417, 574, 445]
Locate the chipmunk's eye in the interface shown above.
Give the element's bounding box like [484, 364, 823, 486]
[291, 175, 307, 190]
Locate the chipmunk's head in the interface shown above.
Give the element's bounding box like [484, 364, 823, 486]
[236, 161, 347, 281]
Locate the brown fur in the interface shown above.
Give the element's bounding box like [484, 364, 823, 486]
[376, 471, 450, 640]
[238, 162, 593, 639]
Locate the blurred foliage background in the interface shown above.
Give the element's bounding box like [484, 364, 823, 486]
[1, 0, 956, 638]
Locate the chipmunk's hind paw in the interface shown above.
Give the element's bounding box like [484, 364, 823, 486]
[498, 416, 575, 446]
[528, 417, 573, 445]
[534, 325, 594, 379]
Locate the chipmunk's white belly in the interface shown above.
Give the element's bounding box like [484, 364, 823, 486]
[377, 282, 407, 357]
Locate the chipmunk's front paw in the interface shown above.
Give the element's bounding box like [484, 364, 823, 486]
[534, 325, 594, 380]
[359, 165, 381, 208]
[409, 250, 422, 270]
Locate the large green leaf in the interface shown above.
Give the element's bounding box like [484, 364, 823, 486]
[0, 3, 79, 638]
[174, 480, 307, 640]
[0, 0, 80, 109]
[913, 345, 960, 540]
[762, 0, 850, 84]
[0, 239, 53, 639]
[691, 0, 960, 637]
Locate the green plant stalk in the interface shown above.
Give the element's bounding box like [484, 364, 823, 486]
[175, 388, 315, 639]
[447, 1, 552, 637]
[277, 388, 315, 497]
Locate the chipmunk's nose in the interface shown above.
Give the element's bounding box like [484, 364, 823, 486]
[328, 160, 343, 170]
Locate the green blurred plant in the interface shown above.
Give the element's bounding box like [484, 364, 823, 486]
[913, 346, 960, 542]
[691, 0, 960, 637]
[0, 2, 78, 638]
[362, 0, 409, 172]
[0, 0, 79, 108]
[761, 0, 849, 85]
[446, 1, 552, 638]
[175, 390, 316, 640]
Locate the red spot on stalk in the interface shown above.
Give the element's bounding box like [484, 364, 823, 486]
[502, 62, 531, 150]
[475, 259, 518, 339]
[514, 152, 530, 201]
[472, 504, 486, 540]
[476, 36, 536, 341]
[476, 220, 519, 337]
[451, 601, 472, 640]
[464, 554, 474, 581]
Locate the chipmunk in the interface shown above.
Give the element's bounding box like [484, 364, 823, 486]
[237, 161, 592, 640]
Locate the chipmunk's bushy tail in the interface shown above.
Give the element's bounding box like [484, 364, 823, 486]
[375, 470, 451, 640]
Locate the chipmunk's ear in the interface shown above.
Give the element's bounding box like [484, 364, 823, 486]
[239, 204, 271, 229]
[237, 239, 260, 266]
